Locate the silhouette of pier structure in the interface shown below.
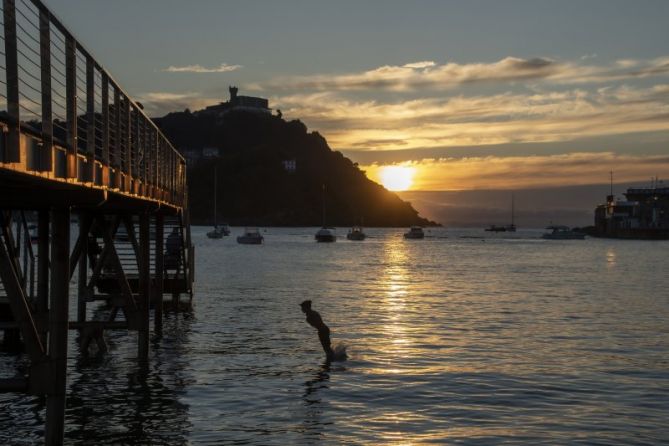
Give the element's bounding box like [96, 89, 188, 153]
[0, 1, 194, 443]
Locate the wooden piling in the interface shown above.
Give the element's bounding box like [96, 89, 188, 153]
[154, 214, 164, 334]
[45, 208, 70, 446]
[137, 213, 150, 361]
[77, 213, 89, 324]
[36, 210, 49, 342]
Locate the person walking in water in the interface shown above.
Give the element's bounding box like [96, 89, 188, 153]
[300, 300, 334, 361]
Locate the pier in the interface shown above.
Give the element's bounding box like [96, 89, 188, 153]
[0, 0, 193, 444]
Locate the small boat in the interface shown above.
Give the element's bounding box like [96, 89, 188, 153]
[207, 225, 227, 239]
[316, 184, 337, 242]
[207, 166, 229, 239]
[542, 225, 586, 240]
[315, 227, 337, 242]
[485, 225, 512, 232]
[485, 193, 516, 232]
[346, 226, 366, 241]
[404, 226, 425, 239]
[237, 227, 264, 244]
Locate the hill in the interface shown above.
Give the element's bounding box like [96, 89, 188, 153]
[154, 109, 437, 227]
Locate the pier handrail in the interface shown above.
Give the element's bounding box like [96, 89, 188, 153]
[0, 0, 186, 209]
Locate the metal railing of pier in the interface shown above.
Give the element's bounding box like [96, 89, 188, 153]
[0, 0, 186, 209]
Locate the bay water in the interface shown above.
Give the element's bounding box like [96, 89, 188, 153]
[1, 227, 668, 444]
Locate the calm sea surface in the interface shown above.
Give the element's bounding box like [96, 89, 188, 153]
[1, 227, 668, 445]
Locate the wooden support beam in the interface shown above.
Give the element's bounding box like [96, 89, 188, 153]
[77, 213, 90, 323]
[154, 214, 164, 334]
[122, 215, 140, 269]
[36, 210, 49, 342]
[68, 213, 93, 280]
[0, 378, 28, 393]
[0, 321, 19, 329]
[45, 207, 70, 445]
[137, 213, 150, 361]
[0, 222, 45, 361]
[94, 216, 139, 329]
[1, 211, 24, 289]
[68, 320, 128, 330]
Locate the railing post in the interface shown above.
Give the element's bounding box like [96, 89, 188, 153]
[101, 74, 110, 187]
[124, 97, 131, 191]
[39, 8, 53, 172]
[2, 0, 20, 163]
[45, 207, 70, 446]
[132, 107, 138, 193]
[65, 36, 77, 178]
[113, 88, 120, 188]
[86, 58, 96, 183]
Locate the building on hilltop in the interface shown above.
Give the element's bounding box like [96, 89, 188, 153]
[200, 86, 270, 116]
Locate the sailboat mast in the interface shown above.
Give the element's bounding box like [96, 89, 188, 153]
[511, 192, 515, 226]
[213, 166, 218, 227]
[322, 183, 326, 226]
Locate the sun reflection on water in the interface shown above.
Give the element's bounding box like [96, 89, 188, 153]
[376, 237, 416, 367]
[606, 247, 617, 268]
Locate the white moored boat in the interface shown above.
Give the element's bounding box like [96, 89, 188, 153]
[542, 225, 586, 240]
[237, 227, 264, 244]
[346, 226, 366, 241]
[404, 226, 425, 239]
[315, 227, 337, 242]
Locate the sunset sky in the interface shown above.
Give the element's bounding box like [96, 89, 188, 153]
[46, 0, 669, 222]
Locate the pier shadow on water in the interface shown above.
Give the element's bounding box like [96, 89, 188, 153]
[66, 313, 195, 445]
[0, 313, 195, 445]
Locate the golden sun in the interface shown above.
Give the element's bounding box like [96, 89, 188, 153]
[378, 166, 416, 191]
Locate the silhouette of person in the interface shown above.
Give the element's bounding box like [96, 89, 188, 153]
[165, 227, 182, 271]
[300, 300, 334, 361]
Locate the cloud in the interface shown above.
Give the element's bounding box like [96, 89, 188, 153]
[258, 56, 669, 92]
[273, 84, 669, 152]
[262, 57, 560, 91]
[136, 91, 219, 116]
[360, 153, 669, 191]
[162, 63, 242, 73]
[403, 61, 437, 69]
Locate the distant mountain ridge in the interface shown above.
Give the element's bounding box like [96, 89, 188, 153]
[154, 109, 437, 227]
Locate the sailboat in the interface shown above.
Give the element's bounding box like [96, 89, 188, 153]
[207, 166, 229, 239]
[485, 193, 516, 232]
[507, 193, 517, 232]
[315, 184, 336, 242]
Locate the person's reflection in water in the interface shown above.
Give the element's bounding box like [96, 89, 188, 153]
[300, 300, 334, 361]
[303, 362, 331, 402]
[301, 362, 331, 443]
